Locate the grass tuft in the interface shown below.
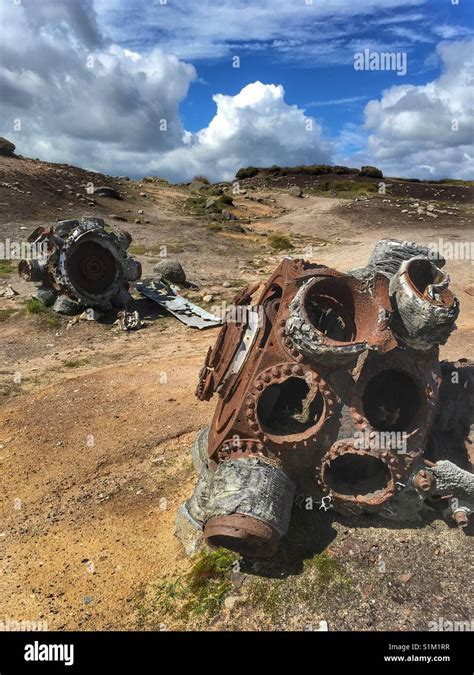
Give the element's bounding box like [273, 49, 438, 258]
[135, 548, 238, 628]
[0, 260, 15, 278]
[25, 297, 45, 314]
[268, 232, 293, 251]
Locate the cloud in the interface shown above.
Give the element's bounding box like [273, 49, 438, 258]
[142, 81, 332, 182]
[94, 0, 428, 62]
[362, 40, 474, 178]
[0, 0, 196, 161]
[1, 0, 471, 182]
[304, 96, 369, 108]
[0, 1, 330, 181]
[0, 0, 195, 163]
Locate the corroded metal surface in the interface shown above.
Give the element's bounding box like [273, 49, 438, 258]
[19, 217, 141, 312]
[178, 240, 469, 557]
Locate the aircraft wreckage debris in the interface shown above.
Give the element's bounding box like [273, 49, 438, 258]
[19, 217, 142, 314]
[137, 278, 222, 329]
[177, 239, 473, 557]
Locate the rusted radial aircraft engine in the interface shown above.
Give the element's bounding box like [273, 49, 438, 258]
[19, 217, 142, 313]
[176, 240, 462, 557]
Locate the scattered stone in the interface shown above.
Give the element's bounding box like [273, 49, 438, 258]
[398, 572, 413, 584]
[289, 185, 303, 198]
[223, 596, 243, 612]
[222, 209, 237, 220]
[135, 219, 142, 224]
[138, 209, 144, 215]
[53, 295, 82, 316]
[108, 214, 127, 222]
[0, 285, 18, 298]
[202, 294, 213, 303]
[92, 186, 122, 200]
[139, 192, 146, 197]
[190, 180, 208, 191]
[153, 259, 186, 285]
[205, 198, 216, 209]
[222, 281, 231, 288]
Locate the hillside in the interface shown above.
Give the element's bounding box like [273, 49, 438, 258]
[0, 152, 473, 631]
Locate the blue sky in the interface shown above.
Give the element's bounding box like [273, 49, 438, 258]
[1, 0, 473, 180]
[95, 0, 473, 133]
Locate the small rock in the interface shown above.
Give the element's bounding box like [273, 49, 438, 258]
[92, 186, 122, 200]
[153, 259, 186, 285]
[53, 295, 81, 316]
[222, 281, 231, 288]
[139, 192, 146, 197]
[138, 209, 144, 215]
[108, 214, 127, 222]
[398, 573, 412, 584]
[190, 180, 208, 191]
[0, 285, 18, 298]
[224, 596, 243, 612]
[202, 294, 213, 303]
[205, 198, 216, 209]
[289, 185, 303, 197]
[222, 209, 236, 221]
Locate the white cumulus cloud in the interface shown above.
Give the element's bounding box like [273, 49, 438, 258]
[363, 39, 474, 179]
[0, 0, 330, 181]
[143, 82, 331, 182]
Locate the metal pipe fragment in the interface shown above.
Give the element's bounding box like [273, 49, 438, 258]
[389, 257, 459, 350]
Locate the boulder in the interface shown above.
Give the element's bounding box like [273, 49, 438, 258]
[153, 259, 186, 285]
[289, 185, 303, 197]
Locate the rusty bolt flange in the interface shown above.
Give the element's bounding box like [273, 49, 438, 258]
[320, 439, 395, 515]
[204, 514, 281, 557]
